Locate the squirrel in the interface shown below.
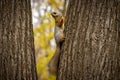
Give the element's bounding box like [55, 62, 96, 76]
[48, 11, 65, 74]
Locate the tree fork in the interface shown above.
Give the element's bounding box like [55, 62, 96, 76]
[57, 0, 120, 80]
[0, 0, 38, 80]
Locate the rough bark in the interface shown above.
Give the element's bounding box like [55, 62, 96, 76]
[0, 0, 37, 80]
[57, 0, 120, 80]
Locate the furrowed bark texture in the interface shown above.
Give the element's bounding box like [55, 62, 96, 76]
[0, 0, 37, 80]
[57, 0, 120, 80]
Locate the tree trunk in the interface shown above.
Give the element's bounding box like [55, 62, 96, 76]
[57, 0, 120, 80]
[0, 0, 37, 80]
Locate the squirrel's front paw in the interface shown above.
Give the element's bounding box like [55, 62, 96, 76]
[61, 37, 65, 42]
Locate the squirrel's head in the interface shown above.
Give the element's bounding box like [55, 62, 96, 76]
[51, 12, 64, 27]
[51, 12, 61, 19]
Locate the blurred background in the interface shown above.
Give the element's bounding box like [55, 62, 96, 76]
[31, 0, 68, 80]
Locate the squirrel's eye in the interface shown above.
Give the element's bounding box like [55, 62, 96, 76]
[53, 12, 56, 15]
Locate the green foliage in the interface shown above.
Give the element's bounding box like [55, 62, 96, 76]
[34, 12, 56, 80]
[48, 0, 63, 9]
[32, 0, 65, 80]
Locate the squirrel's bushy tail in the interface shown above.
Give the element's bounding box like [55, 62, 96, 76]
[48, 45, 61, 74]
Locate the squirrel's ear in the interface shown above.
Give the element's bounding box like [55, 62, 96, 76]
[63, 15, 66, 19]
[62, 15, 65, 23]
[59, 16, 64, 27]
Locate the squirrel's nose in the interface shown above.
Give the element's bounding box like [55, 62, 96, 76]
[51, 13, 55, 18]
